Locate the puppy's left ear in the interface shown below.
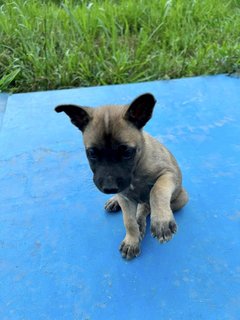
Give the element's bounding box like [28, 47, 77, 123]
[124, 93, 156, 129]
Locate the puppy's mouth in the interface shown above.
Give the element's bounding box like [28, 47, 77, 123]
[101, 187, 120, 194]
[94, 177, 131, 194]
[97, 184, 128, 194]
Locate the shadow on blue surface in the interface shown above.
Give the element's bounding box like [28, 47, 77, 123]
[0, 75, 240, 319]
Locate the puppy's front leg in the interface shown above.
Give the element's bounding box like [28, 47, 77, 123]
[150, 173, 178, 243]
[118, 195, 141, 260]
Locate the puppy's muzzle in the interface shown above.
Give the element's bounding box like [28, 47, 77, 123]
[95, 176, 129, 194]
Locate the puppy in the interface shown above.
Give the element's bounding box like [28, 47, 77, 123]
[55, 93, 188, 259]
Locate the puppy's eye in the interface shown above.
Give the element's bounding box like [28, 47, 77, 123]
[86, 147, 98, 160]
[118, 145, 136, 160]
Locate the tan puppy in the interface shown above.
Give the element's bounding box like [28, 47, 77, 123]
[55, 93, 188, 259]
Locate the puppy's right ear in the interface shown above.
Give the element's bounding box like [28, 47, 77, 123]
[55, 105, 92, 132]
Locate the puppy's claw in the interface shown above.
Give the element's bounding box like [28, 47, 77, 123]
[169, 220, 177, 233]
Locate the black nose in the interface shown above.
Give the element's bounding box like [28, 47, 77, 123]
[99, 175, 119, 194]
[102, 188, 119, 194]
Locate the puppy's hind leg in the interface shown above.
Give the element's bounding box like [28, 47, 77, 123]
[171, 188, 189, 212]
[104, 195, 121, 213]
[136, 203, 150, 240]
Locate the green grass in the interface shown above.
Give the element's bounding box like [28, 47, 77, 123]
[0, 0, 240, 93]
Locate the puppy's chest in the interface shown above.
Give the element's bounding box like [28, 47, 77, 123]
[123, 178, 154, 203]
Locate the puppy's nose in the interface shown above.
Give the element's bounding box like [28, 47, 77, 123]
[100, 175, 119, 193]
[102, 188, 119, 194]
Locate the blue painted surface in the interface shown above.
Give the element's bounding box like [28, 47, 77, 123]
[0, 75, 240, 320]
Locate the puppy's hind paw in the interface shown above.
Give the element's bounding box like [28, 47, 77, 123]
[104, 197, 121, 213]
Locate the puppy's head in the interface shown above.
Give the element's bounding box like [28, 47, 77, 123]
[55, 93, 156, 194]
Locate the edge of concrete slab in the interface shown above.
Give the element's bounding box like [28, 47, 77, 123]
[0, 93, 9, 131]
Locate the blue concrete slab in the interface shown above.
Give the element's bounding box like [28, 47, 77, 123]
[0, 75, 240, 319]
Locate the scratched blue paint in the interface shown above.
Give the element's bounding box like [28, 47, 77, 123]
[0, 75, 240, 320]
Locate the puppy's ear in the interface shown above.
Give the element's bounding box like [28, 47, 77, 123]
[55, 104, 92, 131]
[124, 93, 156, 129]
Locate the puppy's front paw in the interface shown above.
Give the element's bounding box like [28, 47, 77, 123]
[104, 197, 121, 213]
[151, 218, 177, 243]
[119, 238, 140, 260]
